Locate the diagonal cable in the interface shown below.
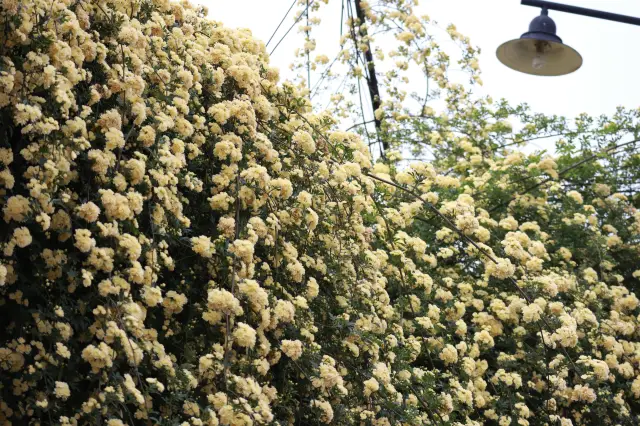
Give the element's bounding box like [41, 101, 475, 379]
[270, 0, 316, 56]
[265, 0, 298, 48]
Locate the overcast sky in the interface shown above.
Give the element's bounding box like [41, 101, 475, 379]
[198, 0, 640, 120]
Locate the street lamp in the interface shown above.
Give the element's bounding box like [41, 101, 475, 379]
[497, 8, 581, 76]
[497, 0, 640, 77]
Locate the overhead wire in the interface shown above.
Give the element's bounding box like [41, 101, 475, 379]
[265, 0, 298, 48]
[269, 0, 316, 56]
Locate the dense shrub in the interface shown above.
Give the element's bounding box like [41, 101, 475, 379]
[0, 0, 639, 425]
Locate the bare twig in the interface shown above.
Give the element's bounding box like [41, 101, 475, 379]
[488, 139, 640, 213]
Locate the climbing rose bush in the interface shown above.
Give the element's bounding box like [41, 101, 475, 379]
[0, 0, 639, 425]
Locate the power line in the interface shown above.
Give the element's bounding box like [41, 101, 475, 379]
[270, 0, 316, 56]
[265, 0, 298, 48]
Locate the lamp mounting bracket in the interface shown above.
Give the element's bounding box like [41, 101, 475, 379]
[521, 0, 640, 26]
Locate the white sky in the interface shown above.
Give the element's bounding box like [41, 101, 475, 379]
[198, 0, 640, 120]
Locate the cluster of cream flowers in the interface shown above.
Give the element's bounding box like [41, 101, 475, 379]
[0, 0, 640, 425]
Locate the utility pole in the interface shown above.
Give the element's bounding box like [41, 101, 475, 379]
[353, 0, 388, 152]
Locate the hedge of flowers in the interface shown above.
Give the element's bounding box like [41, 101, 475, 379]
[1, 0, 640, 425]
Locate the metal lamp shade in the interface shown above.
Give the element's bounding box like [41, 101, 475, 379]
[497, 9, 583, 76]
[497, 38, 582, 76]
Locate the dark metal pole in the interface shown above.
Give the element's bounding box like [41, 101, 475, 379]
[353, 0, 388, 152]
[522, 0, 640, 26]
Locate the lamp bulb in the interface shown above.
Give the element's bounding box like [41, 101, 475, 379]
[532, 54, 546, 70]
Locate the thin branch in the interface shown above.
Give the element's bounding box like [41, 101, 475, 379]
[343, 119, 376, 132]
[365, 171, 578, 372]
[488, 138, 640, 213]
[306, 0, 311, 93]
